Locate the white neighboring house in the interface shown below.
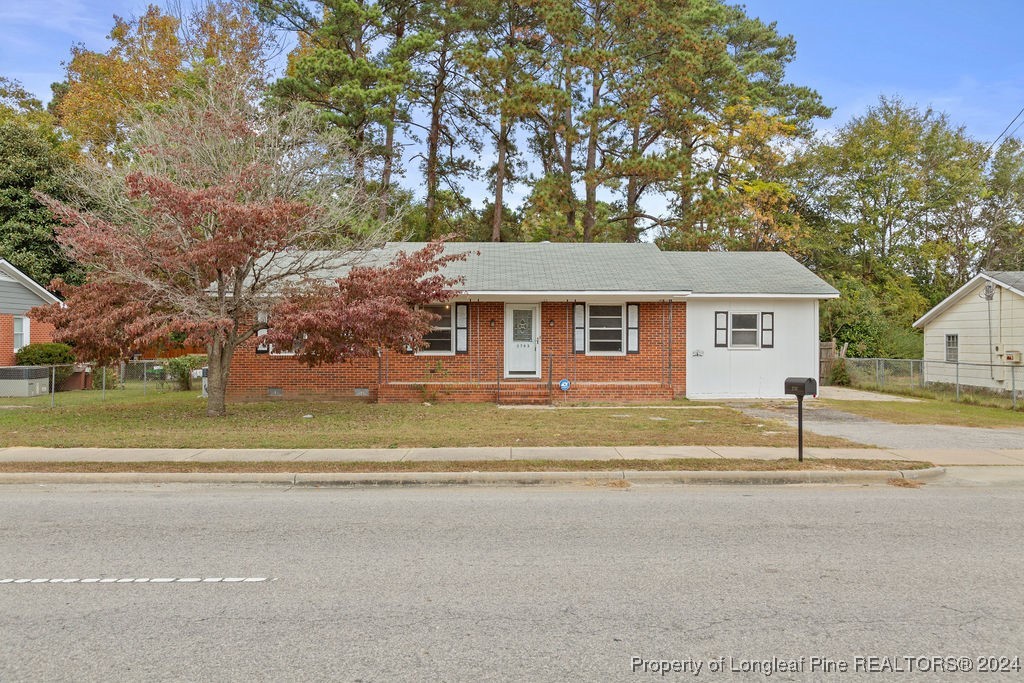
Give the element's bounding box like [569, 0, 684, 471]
[913, 271, 1024, 392]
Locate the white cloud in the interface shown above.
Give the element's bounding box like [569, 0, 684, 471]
[0, 0, 109, 44]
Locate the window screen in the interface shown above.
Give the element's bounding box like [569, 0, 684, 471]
[730, 313, 759, 347]
[945, 334, 958, 363]
[588, 305, 624, 353]
[423, 304, 454, 352]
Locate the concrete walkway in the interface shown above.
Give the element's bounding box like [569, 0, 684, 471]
[1, 446, 1022, 465]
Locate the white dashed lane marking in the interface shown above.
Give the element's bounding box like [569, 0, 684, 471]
[0, 577, 270, 584]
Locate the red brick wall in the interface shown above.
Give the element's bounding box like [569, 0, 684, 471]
[227, 301, 686, 402]
[0, 314, 56, 366]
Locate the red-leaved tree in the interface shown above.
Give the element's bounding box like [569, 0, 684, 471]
[265, 242, 467, 363]
[32, 70, 461, 416]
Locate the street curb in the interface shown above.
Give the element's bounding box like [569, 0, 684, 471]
[0, 467, 946, 487]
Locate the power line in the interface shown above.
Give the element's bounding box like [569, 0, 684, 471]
[929, 103, 1024, 206]
[980, 104, 1024, 159]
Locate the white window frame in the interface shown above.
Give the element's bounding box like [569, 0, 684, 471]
[586, 304, 626, 356]
[416, 303, 456, 356]
[945, 334, 958, 363]
[728, 311, 760, 349]
[13, 316, 29, 352]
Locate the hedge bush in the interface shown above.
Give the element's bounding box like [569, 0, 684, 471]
[14, 343, 75, 366]
[829, 358, 851, 386]
[14, 343, 77, 390]
[166, 354, 207, 390]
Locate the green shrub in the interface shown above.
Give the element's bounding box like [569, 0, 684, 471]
[166, 354, 207, 390]
[829, 359, 851, 386]
[14, 343, 76, 390]
[14, 342, 75, 366]
[91, 366, 118, 390]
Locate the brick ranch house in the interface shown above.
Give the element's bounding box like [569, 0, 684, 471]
[229, 243, 838, 403]
[0, 258, 59, 366]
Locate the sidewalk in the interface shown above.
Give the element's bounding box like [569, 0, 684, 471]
[1, 446, 1023, 465]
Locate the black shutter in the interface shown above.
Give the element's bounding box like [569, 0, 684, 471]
[573, 303, 586, 354]
[626, 304, 640, 354]
[761, 312, 774, 348]
[714, 311, 728, 348]
[455, 303, 469, 354]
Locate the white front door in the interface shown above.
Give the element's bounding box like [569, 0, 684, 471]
[505, 304, 540, 377]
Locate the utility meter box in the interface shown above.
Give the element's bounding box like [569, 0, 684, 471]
[784, 377, 817, 397]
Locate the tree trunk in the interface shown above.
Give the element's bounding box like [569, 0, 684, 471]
[563, 60, 576, 238]
[354, 126, 366, 186]
[425, 46, 449, 239]
[492, 113, 508, 242]
[377, 18, 406, 223]
[378, 112, 397, 223]
[625, 123, 640, 242]
[583, 73, 601, 242]
[205, 337, 235, 417]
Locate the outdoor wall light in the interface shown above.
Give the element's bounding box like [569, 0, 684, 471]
[549, 319, 555, 327]
[489, 319, 496, 328]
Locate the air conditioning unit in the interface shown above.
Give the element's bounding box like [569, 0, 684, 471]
[0, 366, 51, 397]
[1004, 350, 1022, 364]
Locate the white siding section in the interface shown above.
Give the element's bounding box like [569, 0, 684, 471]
[686, 298, 820, 399]
[921, 281, 1024, 390]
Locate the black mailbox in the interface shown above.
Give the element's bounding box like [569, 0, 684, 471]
[785, 377, 817, 397]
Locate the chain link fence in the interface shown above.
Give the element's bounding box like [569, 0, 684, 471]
[0, 359, 208, 407]
[839, 358, 1023, 409]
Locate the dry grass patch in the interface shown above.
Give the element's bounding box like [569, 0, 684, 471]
[888, 477, 924, 489]
[0, 390, 862, 449]
[0, 458, 931, 474]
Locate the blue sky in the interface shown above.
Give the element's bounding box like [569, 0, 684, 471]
[2, 1, 1023, 164]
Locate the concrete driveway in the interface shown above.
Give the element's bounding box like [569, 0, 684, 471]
[734, 400, 1024, 450]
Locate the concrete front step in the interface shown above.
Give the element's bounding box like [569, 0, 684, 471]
[498, 396, 552, 405]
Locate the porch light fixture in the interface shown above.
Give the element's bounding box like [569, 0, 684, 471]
[489, 318, 495, 328]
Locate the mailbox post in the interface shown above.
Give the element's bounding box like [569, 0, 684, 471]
[784, 377, 817, 462]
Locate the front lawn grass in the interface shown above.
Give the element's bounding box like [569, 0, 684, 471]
[0, 458, 929, 473]
[822, 397, 1024, 429]
[0, 389, 859, 449]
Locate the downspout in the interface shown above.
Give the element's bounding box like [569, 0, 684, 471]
[667, 301, 673, 390]
[988, 289, 995, 380]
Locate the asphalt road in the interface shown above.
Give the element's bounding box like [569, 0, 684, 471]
[1, 482, 1022, 682]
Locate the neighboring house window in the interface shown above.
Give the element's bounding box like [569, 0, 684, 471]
[421, 304, 455, 354]
[714, 311, 775, 349]
[588, 304, 625, 354]
[945, 334, 958, 363]
[13, 316, 29, 351]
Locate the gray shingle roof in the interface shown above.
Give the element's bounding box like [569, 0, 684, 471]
[984, 271, 1024, 293]
[349, 242, 837, 297]
[372, 242, 682, 292]
[659, 251, 838, 296]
